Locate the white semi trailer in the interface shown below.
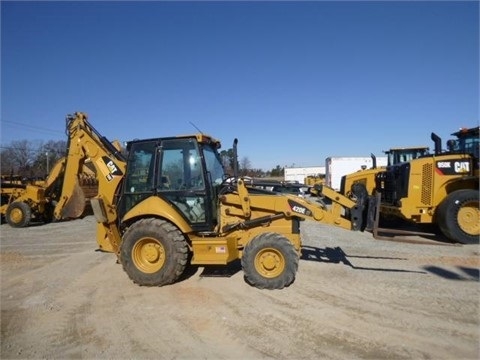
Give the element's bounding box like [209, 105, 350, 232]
[325, 156, 387, 191]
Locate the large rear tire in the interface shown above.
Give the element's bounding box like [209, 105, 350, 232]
[42, 203, 54, 224]
[120, 218, 189, 286]
[437, 189, 479, 244]
[241, 232, 299, 290]
[6, 202, 32, 228]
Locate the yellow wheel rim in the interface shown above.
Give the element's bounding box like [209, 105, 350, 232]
[458, 201, 480, 236]
[9, 208, 24, 224]
[132, 237, 166, 274]
[254, 247, 285, 278]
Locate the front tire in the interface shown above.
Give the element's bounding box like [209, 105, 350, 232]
[241, 232, 299, 290]
[436, 189, 479, 244]
[120, 218, 189, 286]
[6, 202, 32, 228]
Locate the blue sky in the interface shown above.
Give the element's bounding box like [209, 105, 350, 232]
[1, 1, 479, 171]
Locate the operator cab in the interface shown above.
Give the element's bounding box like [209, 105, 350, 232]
[119, 134, 226, 232]
[447, 127, 480, 160]
[384, 147, 430, 166]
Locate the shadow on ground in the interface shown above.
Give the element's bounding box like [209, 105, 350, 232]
[301, 245, 426, 274]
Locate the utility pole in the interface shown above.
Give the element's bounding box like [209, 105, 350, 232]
[46, 151, 49, 175]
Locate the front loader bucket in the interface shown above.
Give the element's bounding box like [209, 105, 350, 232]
[61, 180, 86, 219]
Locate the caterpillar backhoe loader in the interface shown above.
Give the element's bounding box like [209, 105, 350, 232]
[0, 157, 100, 227]
[374, 127, 479, 244]
[0, 157, 85, 227]
[54, 111, 376, 290]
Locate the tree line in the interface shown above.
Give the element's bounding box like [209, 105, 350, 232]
[1, 140, 67, 180]
[1, 139, 284, 180]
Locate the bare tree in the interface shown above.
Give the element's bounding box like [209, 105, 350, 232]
[0, 140, 35, 177]
[32, 140, 67, 177]
[239, 156, 251, 176]
[1, 139, 67, 179]
[220, 148, 236, 175]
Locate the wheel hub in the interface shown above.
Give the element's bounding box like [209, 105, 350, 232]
[255, 248, 285, 278]
[260, 253, 279, 271]
[133, 238, 166, 273]
[142, 243, 161, 263]
[458, 204, 480, 236]
[9, 208, 23, 224]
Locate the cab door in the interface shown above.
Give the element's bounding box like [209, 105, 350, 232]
[155, 138, 214, 232]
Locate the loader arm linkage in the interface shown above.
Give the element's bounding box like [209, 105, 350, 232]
[221, 179, 371, 233]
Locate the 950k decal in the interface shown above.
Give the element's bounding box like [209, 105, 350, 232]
[436, 159, 471, 175]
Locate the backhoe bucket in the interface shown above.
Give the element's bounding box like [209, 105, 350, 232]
[61, 180, 86, 219]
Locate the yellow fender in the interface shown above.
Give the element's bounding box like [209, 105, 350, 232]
[122, 196, 193, 234]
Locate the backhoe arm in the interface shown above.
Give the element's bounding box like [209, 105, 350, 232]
[54, 112, 127, 253]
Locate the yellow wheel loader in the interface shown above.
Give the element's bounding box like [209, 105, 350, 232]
[304, 174, 325, 186]
[54, 112, 377, 289]
[374, 127, 479, 244]
[340, 146, 430, 198]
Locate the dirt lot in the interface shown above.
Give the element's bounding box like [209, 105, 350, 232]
[1, 216, 479, 360]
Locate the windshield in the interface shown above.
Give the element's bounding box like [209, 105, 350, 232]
[387, 148, 429, 166]
[388, 150, 428, 165]
[446, 134, 479, 161]
[202, 144, 225, 185]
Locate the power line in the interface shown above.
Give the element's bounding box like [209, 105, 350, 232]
[1, 119, 64, 135]
[0, 145, 65, 153]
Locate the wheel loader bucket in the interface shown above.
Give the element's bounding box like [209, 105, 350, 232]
[61, 180, 86, 219]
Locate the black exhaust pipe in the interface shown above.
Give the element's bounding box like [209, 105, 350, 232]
[431, 132, 442, 155]
[233, 138, 238, 178]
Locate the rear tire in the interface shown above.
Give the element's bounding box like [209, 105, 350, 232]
[42, 203, 54, 224]
[6, 202, 32, 228]
[241, 232, 299, 290]
[436, 189, 479, 244]
[120, 218, 189, 286]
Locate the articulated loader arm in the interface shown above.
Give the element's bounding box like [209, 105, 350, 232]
[226, 180, 448, 246]
[221, 179, 371, 233]
[53, 112, 127, 253]
[307, 184, 369, 230]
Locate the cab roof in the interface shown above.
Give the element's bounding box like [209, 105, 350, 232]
[451, 126, 479, 138]
[127, 133, 221, 148]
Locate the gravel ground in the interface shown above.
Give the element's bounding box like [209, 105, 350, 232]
[1, 215, 479, 360]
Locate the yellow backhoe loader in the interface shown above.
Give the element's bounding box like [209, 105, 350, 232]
[0, 157, 100, 227]
[0, 157, 79, 227]
[51, 111, 378, 290]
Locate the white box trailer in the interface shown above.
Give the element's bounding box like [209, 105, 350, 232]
[284, 166, 325, 184]
[325, 156, 387, 191]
